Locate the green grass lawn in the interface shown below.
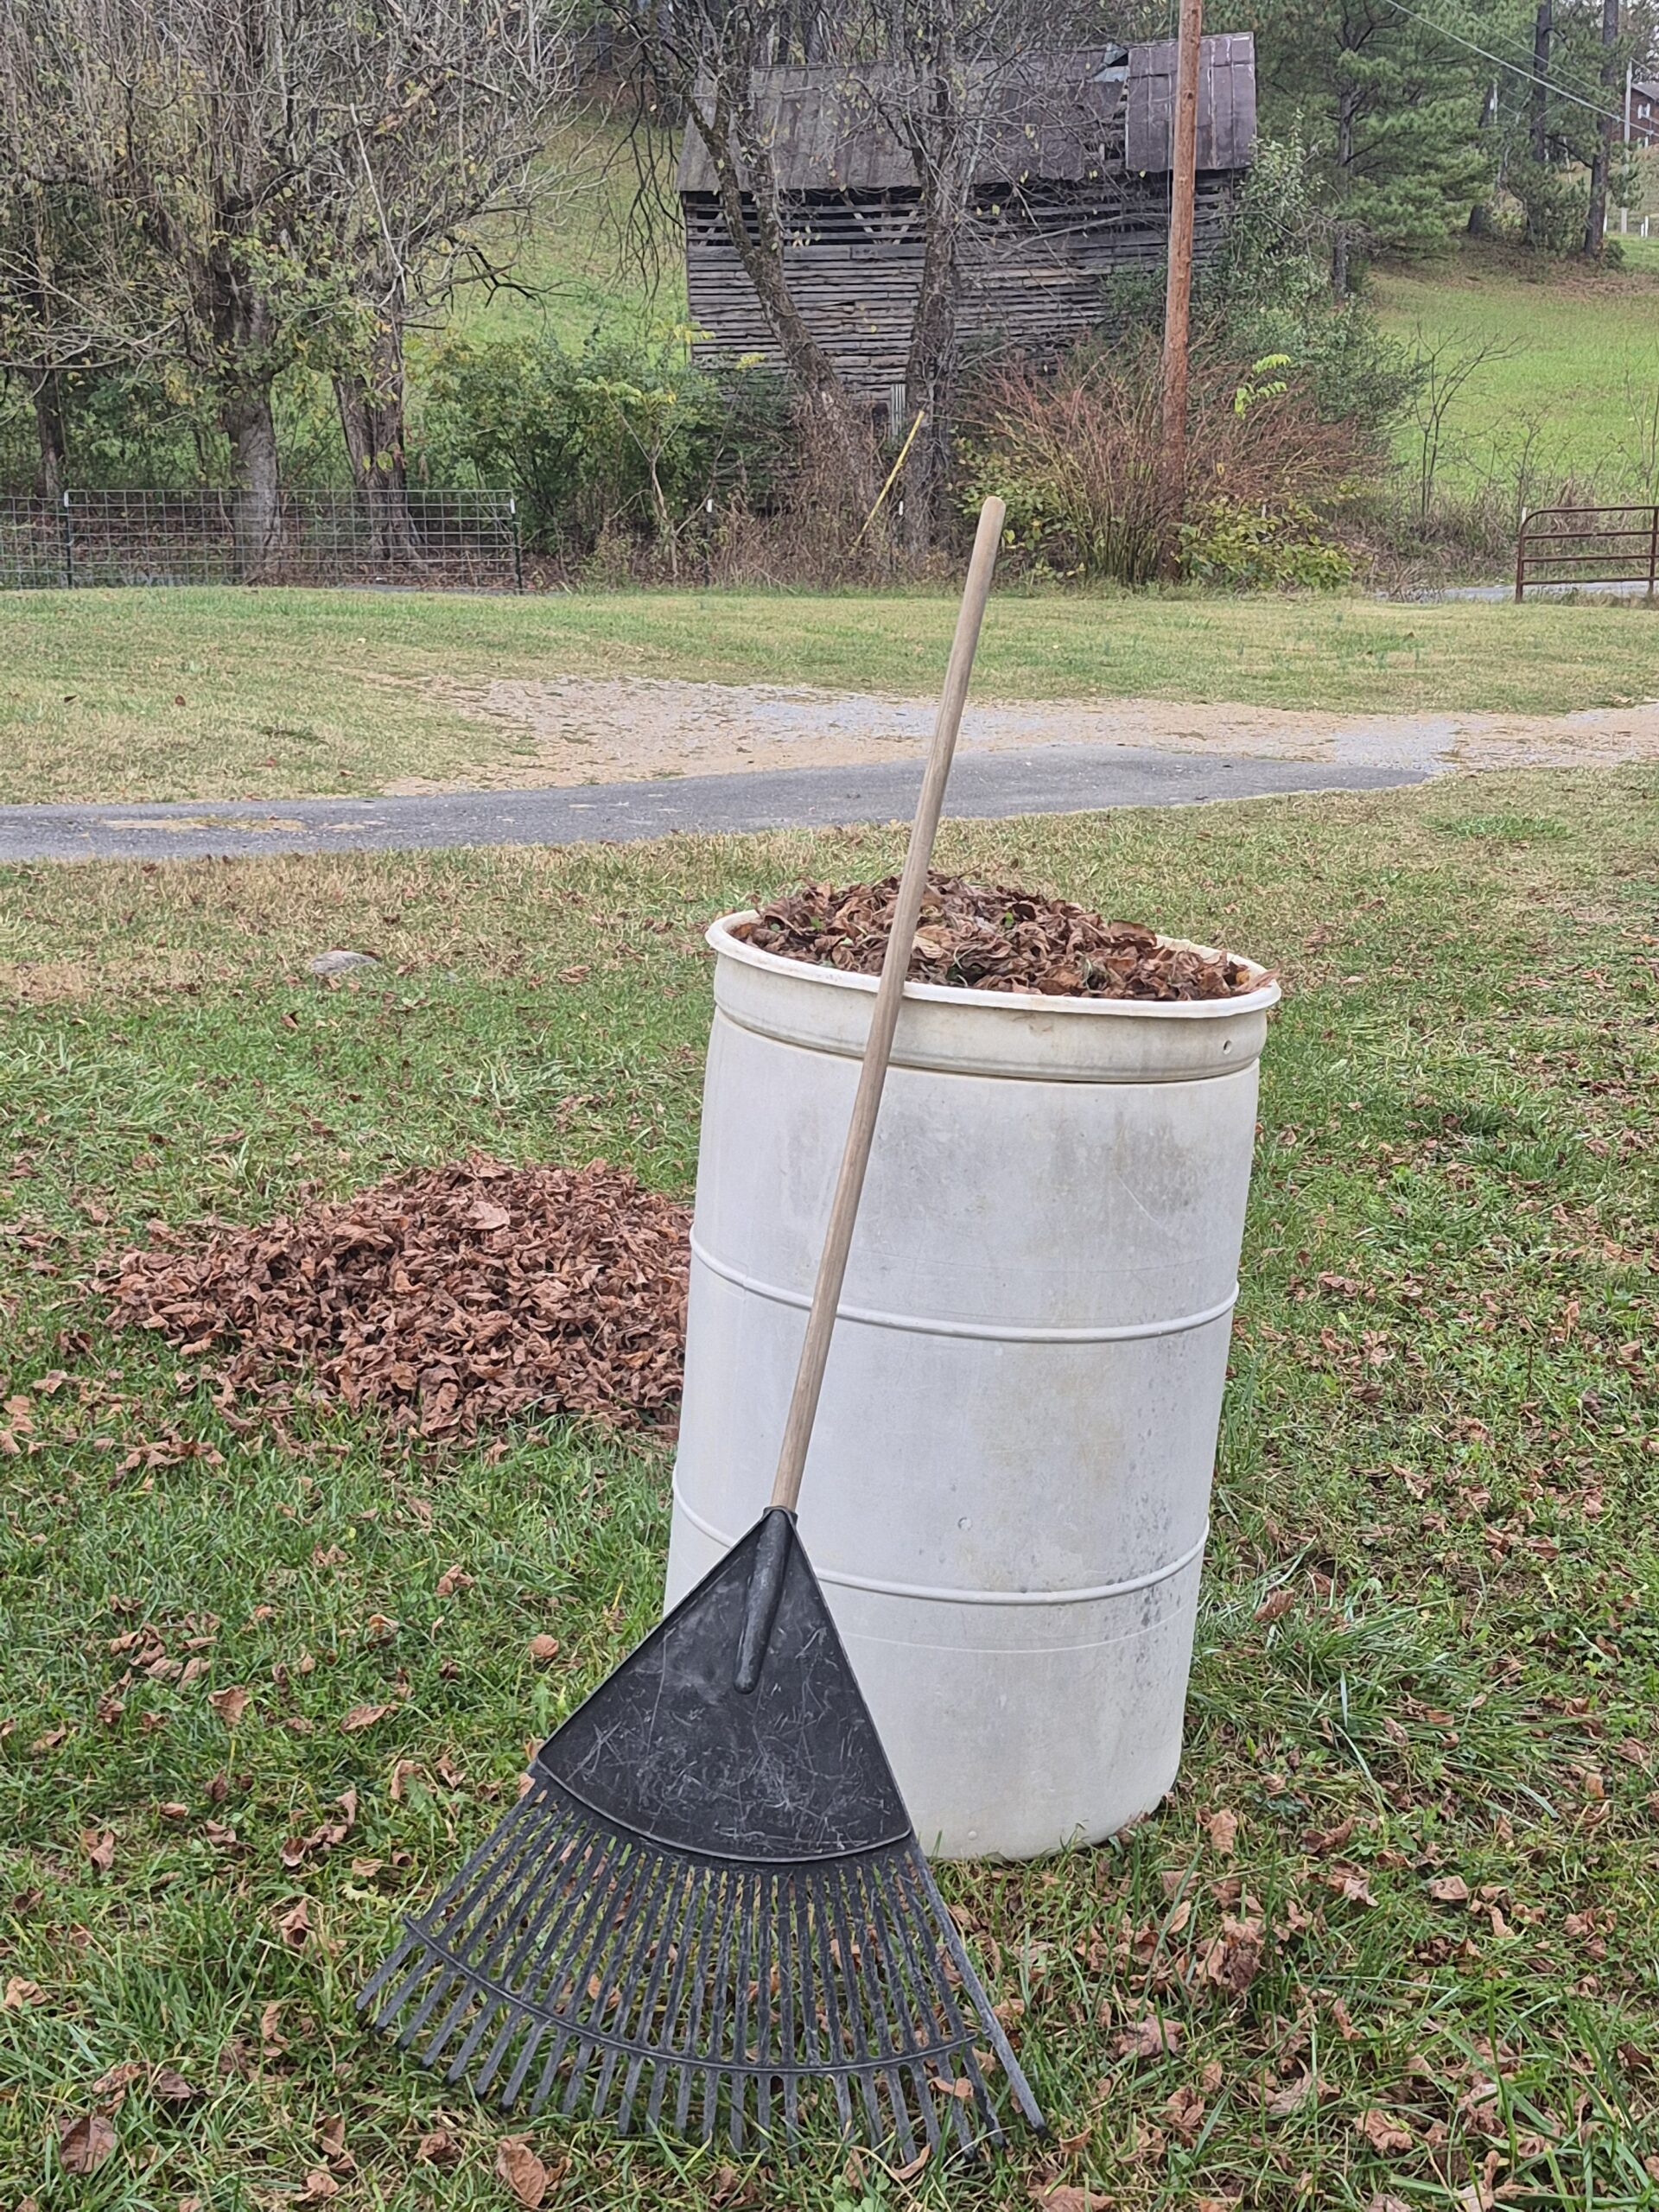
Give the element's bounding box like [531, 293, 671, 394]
[3, 585, 1659, 804]
[1, 766, 1656, 2207]
[1374, 248, 1659, 498]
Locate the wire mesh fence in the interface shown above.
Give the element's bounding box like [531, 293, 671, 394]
[0, 489, 522, 593]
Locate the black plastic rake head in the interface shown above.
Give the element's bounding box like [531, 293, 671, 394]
[359, 1510, 1044, 2155]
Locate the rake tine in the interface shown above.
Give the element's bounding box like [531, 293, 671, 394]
[780, 1872, 809, 2141]
[700, 1865, 743, 2145]
[510, 1826, 638, 2114]
[582, 1849, 677, 2123]
[478, 1818, 613, 2104]
[617, 1860, 699, 2134]
[847, 1858, 924, 2164]
[753, 1867, 776, 2143]
[423, 1815, 574, 2072]
[670, 1867, 724, 2139]
[729, 1866, 761, 2152]
[659, 1866, 720, 2138]
[908, 1848, 1044, 2133]
[855, 1857, 939, 2158]
[824, 1865, 889, 2146]
[524, 1841, 643, 2118]
[391, 1811, 552, 2053]
[359, 1795, 537, 2019]
[868, 1853, 979, 2155]
[804, 1866, 858, 2141]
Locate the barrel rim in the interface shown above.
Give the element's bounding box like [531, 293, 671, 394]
[707, 914, 1282, 1020]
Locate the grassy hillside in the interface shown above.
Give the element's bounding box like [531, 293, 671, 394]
[1372, 246, 1659, 499]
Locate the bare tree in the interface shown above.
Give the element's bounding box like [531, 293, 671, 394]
[0, 0, 571, 561]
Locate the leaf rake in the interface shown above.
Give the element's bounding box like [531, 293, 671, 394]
[361, 499, 1043, 2154]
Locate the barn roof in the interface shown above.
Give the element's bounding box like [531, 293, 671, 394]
[676, 37, 1255, 195]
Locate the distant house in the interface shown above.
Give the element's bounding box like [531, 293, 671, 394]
[1632, 79, 1659, 144]
[678, 37, 1257, 415]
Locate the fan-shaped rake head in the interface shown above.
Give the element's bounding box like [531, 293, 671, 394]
[359, 1512, 1043, 2154]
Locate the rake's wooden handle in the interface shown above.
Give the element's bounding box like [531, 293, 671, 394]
[767, 497, 1005, 1516]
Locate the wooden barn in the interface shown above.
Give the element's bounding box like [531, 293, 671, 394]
[678, 38, 1257, 411]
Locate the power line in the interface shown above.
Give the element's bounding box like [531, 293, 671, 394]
[1378, 0, 1626, 126]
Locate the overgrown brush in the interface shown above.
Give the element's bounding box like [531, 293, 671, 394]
[957, 337, 1371, 586]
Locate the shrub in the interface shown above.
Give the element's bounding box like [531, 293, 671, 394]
[416, 329, 793, 565]
[957, 335, 1371, 586]
[1179, 497, 1355, 590]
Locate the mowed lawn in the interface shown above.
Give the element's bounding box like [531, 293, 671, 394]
[1374, 251, 1659, 495]
[3, 586, 1659, 804]
[0, 767, 1656, 2209]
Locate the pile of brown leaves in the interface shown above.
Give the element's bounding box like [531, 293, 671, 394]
[735, 873, 1261, 1001]
[106, 1156, 690, 1440]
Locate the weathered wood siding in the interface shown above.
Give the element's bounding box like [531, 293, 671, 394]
[684, 177, 1236, 395]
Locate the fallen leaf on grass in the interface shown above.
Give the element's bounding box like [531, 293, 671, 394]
[149, 2068, 200, 2102]
[298, 2168, 340, 2203]
[527, 1635, 561, 1664]
[91, 2063, 144, 2102]
[57, 2112, 118, 2175]
[3, 1977, 44, 2009]
[1115, 2015, 1182, 2059]
[1165, 2084, 1205, 2135]
[495, 2136, 550, 2208]
[416, 2127, 458, 2164]
[1028, 2185, 1103, 2212]
[1206, 1808, 1238, 1856]
[1427, 1874, 1471, 1904]
[1255, 1589, 1294, 1624]
[1197, 1916, 1264, 1995]
[1266, 2070, 1319, 2117]
[276, 1898, 311, 1948]
[1357, 2108, 1414, 2152]
[207, 1685, 250, 1726]
[80, 1827, 116, 1873]
[258, 2001, 288, 2057]
[340, 1703, 391, 1733]
[435, 1563, 474, 1598]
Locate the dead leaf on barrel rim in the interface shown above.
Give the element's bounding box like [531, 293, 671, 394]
[741, 873, 1260, 1002]
[57, 2111, 118, 2175]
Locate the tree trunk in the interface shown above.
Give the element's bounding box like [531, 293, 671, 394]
[1332, 85, 1357, 298]
[222, 384, 282, 578]
[1527, 0, 1552, 249]
[209, 245, 282, 576]
[335, 314, 416, 561]
[1583, 0, 1619, 256]
[901, 104, 968, 559]
[30, 371, 66, 499]
[689, 87, 874, 513]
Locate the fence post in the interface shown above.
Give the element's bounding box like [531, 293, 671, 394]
[1514, 509, 1527, 603]
[509, 495, 523, 592]
[60, 490, 73, 589]
[1649, 505, 1657, 604]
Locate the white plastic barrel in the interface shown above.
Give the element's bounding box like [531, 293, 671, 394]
[664, 915, 1280, 1859]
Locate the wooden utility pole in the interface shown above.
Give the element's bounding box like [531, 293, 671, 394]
[1157, 0, 1203, 579]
